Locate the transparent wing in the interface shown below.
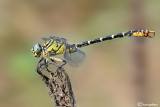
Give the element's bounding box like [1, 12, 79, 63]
[42, 37, 50, 41]
[64, 49, 86, 67]
[42, 36, 67, 44]
[50, 36, 67, 43]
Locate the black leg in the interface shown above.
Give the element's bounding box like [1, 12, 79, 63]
[36, 57, 49, 82]
[57, 60, 67, 70]
[55, 60, 67, 77]
[36, 57, 44, 75]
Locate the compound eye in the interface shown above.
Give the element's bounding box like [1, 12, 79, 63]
[34, 44, 40, 53]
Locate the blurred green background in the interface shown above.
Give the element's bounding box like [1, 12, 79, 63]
[0, 0, 160, 107]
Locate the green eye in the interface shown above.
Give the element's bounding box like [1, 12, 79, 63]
[34, 43, 41, 53]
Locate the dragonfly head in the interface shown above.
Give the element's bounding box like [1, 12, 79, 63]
[31, 43, 42, 57]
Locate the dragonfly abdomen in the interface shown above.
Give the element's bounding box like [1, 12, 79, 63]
[76, 31, 131, 48]
[76, 30, 155, 48]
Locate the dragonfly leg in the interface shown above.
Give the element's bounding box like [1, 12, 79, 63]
[36, 57, 49, 82]
[50, 57, 67, 76]
[54, 57, 67, 68]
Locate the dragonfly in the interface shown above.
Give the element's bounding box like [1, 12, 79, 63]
[31, 30, 155, 76]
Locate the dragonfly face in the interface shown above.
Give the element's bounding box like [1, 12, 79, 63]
[31, 43, 42, 57]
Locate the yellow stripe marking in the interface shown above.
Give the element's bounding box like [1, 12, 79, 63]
[122, 32, 125, 36]
[100, 38, 103, 41]
[111, 35, 114, 38]
[88, 41, 91, 44]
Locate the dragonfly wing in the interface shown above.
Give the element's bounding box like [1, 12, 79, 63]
[41, 37, 50, 41]
[42, 36, 67, 42]
[64, 49, 86, 67]
[50, 36, 67, 43]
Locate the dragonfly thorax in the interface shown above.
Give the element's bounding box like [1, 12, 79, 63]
[44, 40, 66, 56]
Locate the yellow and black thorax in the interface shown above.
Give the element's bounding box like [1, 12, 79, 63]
[42, 36, 76, 58]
